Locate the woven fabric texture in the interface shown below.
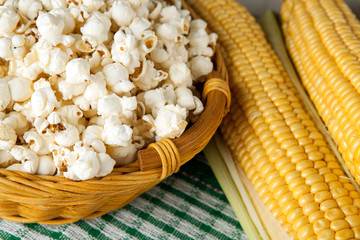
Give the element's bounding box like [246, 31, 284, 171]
[0, 153, 246, 240]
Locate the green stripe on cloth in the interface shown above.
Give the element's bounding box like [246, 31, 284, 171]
[0, 153, 246, 240]
[74, 220, 113, 240]
[101, 213, 150, 239]
[124, 204, 193, 240]
[157, 182, 239, 227]
[0, 229, 21, 240]
[140, 193, 233, 240]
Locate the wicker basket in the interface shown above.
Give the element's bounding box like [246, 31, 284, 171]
[0, 2, 230, 225]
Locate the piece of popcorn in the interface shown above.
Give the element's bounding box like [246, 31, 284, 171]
[82, 125, 106, 153]
[135, 4, 149, 19]
[129, 17, 151, 40]
[102, 115, 132, 146]
[175, 87, 196, 111]
[37, 155, 56, 175]
[102, 63, 135, 94]
[111, 29, 140, 73]
[169, 62, 191, 88]
[159, 6, 181, 23]
[140, 30, 158, 54]
[49, 143, 78, 174]
[82, 72, 108, 110]
[10, 146, 39, 174]
[31, 87, 60, 118]
[83, 0, 105, 13]
[18, 0, 43, 20]
[131, 60, 167, 90]
[97, 94, 122, 118]
[50, 7, 75, 34]
[0, 150, 15, 168]
[41, 0, 66, 11]
[58, 80, 87, 100]
[0, 7, 20, 36]
[36, 11, 65, 45]
[144, 88, 166, 116]
[150, 40, 170, 64]
[65, 143, 100, 180]
[154, 104, 187, 141]
[97, 94, 137, 121]
[8, 77, 33, 102]
[11, 58, 43, 81]
[0, 123, 16, 150]
[189, 56, 213, 80]
[0, 79, 11, 111]
[188, 26, 209, 49]
[0, 37, 13, 60]
[148, 0, 162, 20]
[47, 112, 61, 125]
[2, 112, 29, 135]
[89, 116, 105, 126]
[111, 0, 136, 27]
[162, 84, 177, 105]
[68, 3, 90, 23]
[81, 11, 111, 45]
[65, 58, 92, 84]
[53, 122, 80, 147]
[33, 117, 49, 134]
[23, 129, 55, 155]
[96, 152, 116, 177]
[39, 47, 69, 75]
[107, 144, 137, 166]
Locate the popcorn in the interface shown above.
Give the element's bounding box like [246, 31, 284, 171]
[23, 129, 54, 155]
[53, 122, 80, 147]
[50, 7, 75, 34]
[82, 125, 106, 153]
[10, 146, 39, 174]
[8, 77, 33, 102]
[2, 112, 29, 135]
[107, 144, 137, 166]
[83, 0, 105, 13]
[0, 123, 17, 150]
[18, 0, 43, 20]
[0, 7, 20, 36]
[102, 63, 135, 94]
[31, 87, 60, 118]
[36, 11, 65, 45]
[39, 47, 69, 75]
[189, 56, 213, 80]
[154, 104, 187, 141]
[81, 11, 111, 45]
[65, 58, 92, 84]
[0, 150, 15, 168]
[0, 0, 215, 180]
[102, 115, 132, 146]
[169, 62, 191, 87]
[175, 87, 195, 111]
[111, 0, 136, 26]
[0, 37, 13, 60]
[129, 18, 151, 39]
[37, 156, 56, 175]
[0, 79, 11, 111]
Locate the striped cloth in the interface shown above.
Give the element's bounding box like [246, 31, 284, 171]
[0, 153, 247, 240]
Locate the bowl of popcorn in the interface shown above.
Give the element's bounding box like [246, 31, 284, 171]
[0, 0, 229, 224]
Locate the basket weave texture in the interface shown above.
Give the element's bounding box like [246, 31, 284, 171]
[0, 2, 230, 225]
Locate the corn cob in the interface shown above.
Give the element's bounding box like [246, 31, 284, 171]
[281, 0, 360, 186]
[186, 0, 360, 239]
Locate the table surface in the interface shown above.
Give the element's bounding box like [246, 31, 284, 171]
[0, 153, 247, 240]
